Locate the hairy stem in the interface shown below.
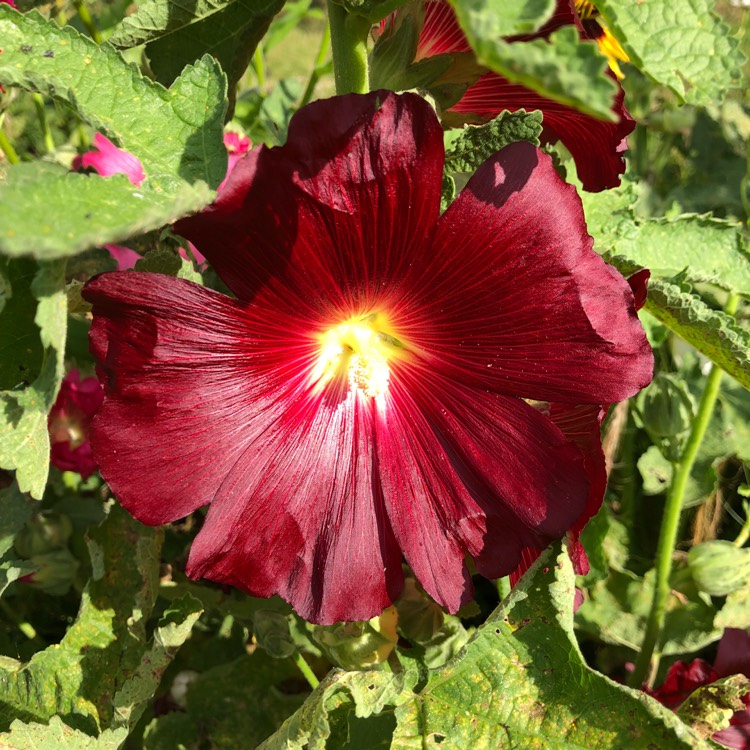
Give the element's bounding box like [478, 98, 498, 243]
[326, 0, 370, 95]
[629, 293, 740, 688]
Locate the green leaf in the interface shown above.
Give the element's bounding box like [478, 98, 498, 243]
[678, 675, 750, 741]
[259, 670, 413, 750]
[0, 8, 226, 258]
[112, 595, 203, 730]
[155, 649, 305, 749]
[448, 0, 617, 120]
[637, 444, 674, 496]
[644, 279, 750, 391]
[443, 110, 542, 174]
[0, 260, 66, 498]
[0, 716, 128, 750]
[607, 215, 750, 298]
[0, 482, 32, 559]
[110, 0, 284, 113]
[0, 481, 35, 597]
[265, 545, 708, 749]
[576, 567, 721, 657]
[596, 0, 744, 106]
[0, 505, 163, 733]
[0, 165, 213, 261]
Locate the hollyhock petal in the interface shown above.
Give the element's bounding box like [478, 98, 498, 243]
[452, 72, 634, 192]
[715, 628, 750, 678]
[186, 391, 403, 625]
[77, 133, 145, 186]
[375, 367, 588, 610]
[415, 141, 652, 404]
[219, 132, 252, 192]
[649, 658, 717, 709]
[83, 271, 315, 524]
[175, 91, 443, 306]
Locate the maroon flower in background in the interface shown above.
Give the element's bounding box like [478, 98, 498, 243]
[83, 92, 652, 624]
[387, 0, 635, 192]
[49, 369, 104, 479]
[649, 629, 750, 749]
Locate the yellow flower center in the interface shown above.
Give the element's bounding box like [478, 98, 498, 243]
[574, 0, 629, 79]
[311, 313, 404, 398]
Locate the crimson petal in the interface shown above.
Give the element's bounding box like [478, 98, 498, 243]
[410, 141, 652, 404]
[375, 365, 588, 610]
[84, 272, 316, 525]
[176, 91, 444, 310]
[186, 392, 403, 625]
[452, 72, 634, 192]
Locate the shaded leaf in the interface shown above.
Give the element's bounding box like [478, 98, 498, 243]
[111, 0, 284, 112]
[0, 505, 162, 733]
[0, 261, 66, 498]
[112, 595, 203, 730]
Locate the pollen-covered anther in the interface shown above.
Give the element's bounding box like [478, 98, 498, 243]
[312, 315, 400, 398]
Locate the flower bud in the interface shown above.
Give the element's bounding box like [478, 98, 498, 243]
[14, 512, 73, 558]
[253, 610, 297, 660]
[21, 548, 79, 595]
[312, 606, 398, 671]
[637, 373, 695, 438]
[687, 540, 750, 597]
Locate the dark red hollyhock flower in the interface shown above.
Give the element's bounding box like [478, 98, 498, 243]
[650, 629, 750, 750]
[49, 369, 104, 479]
[83, 92, 652, 624]
[400, 0, 634, 192]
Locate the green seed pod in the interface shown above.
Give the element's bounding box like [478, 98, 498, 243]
[687, 540, 750, 597]
[14, 512, 74, 558]
[253, 610, 297, 660]
[637, 373, 695, 439]
[312, 606, 398, 671]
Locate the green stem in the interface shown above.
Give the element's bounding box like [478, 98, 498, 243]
[300, 22, 332, 107]
[326, 0, 370, 95]
[0, 124, 20, 165]
[73, 0, 103, 44]
[629, 293, 741, 688]
[32, 94, 55, 154]
[293, 650, 320, 690]
[253, 46, 266, 93]
[496, 576, 511, 602]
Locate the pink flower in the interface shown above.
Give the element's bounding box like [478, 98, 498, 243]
[48, 370, 104, 479]
[73, 133, 145, 186]
[83, 92, 651, 624]
[220, 132, 252, 192]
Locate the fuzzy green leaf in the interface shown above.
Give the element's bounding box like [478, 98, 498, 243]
[443, 110, 542, 173]
[0, 261, 66, 498]
[0, 505, 163, 733]
[110, 0, 284, 112]
[264, 545, 708, 749]
[0, 716, 127, 750]
[0, 482, 34, 597]
[0, 8, 226, 258]
[678, 675, 750, 741]
[448, 0, 617, 120]
[645, 279, 750, 390]
[607, 216, 750, 298]
[0, 166, 212, 260]
[596, 0, 743, 106]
